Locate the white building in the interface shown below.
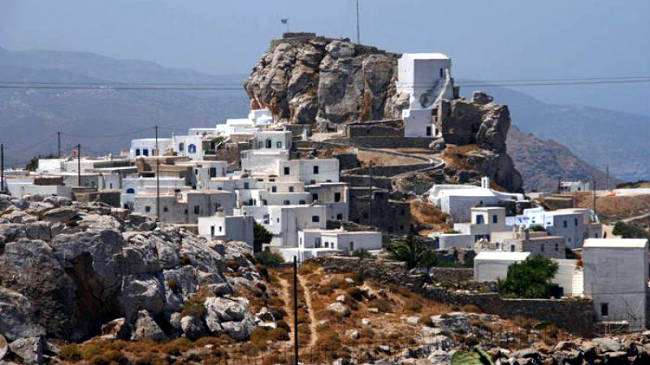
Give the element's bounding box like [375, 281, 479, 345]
[252, 130, 292, 151]
[396, 53, 454, 138]
[507, 207, 602, 249]
[559, 181, 590, 193]
[276, 158, 339, 185]
[239, 205, 327, 248]
[279, 228, 382, 263]
[474, 251, 530, 282]
[129, 138, 173, 159]
[428, 177, 525, 222]
[121, 176, 187, 209]
[198, 214, 255, 247]
[583, 238, 649, 330]
[216, 118, 258, 136]
[306, 182, 349, 221]
[241, 150, 290, 175]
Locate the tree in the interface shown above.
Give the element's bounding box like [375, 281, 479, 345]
[253, 222, 272, 253]
[25, 153, 57, 171]
[612, 221, 650, 239]
[253, 250, 284, 268]
[386, 235, 438, 270]
[499, 255, 559, 298]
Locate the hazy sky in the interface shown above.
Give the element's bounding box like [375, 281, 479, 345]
[1, 0, 649, 115]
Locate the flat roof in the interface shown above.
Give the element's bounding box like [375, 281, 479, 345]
[583, 238, 648, 249]
[400, 52, 450, 60]
[475, 251, 530, 261]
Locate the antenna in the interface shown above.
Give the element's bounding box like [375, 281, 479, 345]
[355, 0, 360, 44]
[280, 18, 289, 33]
[155, 125, 160, 221]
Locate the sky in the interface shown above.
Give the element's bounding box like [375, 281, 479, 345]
[1, 0, 649, 115]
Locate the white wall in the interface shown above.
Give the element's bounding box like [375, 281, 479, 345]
[130, 138, 173, 159]
[277, 159, 339, 185]
[474, 252, 530, 282]
[198, 215, 255, 247]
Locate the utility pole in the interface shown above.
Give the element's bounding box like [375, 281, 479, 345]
[77, 144, 81, 187]
[368, 161, 373, 227]
[1, 144, 5, 193]
[155, 125, 160, 221]
[605, 165, 610, 191]
[592, 178, 597, 214]
[57, 132, 61, 158]
[293, 256, 299, 365]
[355, 0, 361, 44]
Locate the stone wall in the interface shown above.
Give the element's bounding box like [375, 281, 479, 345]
[430, 267, 474, 283]
[344, 163, 431, 178]
[310, 256, 595, 336]
[329, 137, 433, 149]
[346, 120, 404, 138]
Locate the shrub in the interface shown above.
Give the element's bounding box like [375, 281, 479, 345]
[298, 262, 318, 275]
[405, 299, 423, 312]
[351, 249, 373, 259]
[181, 289, 210, 318]
[613, 221, 650, 239]
[253, 251, 284, 268]
[460, 304, 481, 313]
[276, 319, 290, 332]
[167, 279, 180, 294]
[180, 254, 192, 266]
[499, 255, 559, 298]
[530, 224, 546, 232]
[59, 344, 82, 361]
[386, 235, 437, 270]
[346, 287, 365, 302]
[373, 298, 393, 313]
[254, 223, 273, 251]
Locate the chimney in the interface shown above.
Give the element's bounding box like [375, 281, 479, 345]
[481, 176, 490, 189]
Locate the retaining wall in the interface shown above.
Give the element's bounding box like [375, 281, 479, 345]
[310, 256, 595, 336]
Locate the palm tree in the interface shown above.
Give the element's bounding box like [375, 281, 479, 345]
[386, 235, 437, 270]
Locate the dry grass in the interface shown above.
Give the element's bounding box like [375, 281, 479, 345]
[409, 199, 449, 226]
[441, 144, 478, 170]
[574, 192, 650, 222]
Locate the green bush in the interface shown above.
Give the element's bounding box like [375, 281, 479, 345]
[498, 255, 559, 298]
[612, 221, 650, 239]
[351, 249, 373, 259]
[386, 235, 437, 270]
[253, 251, 284, 268]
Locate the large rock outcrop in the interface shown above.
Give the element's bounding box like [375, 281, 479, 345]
[243, 33, 398, 128]
[0, 194, 262, 349]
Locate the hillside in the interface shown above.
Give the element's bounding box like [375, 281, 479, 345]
[507, 126, 619, 191]
[0, 45, 638, 190]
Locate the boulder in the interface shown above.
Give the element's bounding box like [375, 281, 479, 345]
[204, 296, 249, 322]
[100, 318, 130, 340]
[131, 310, 166, 342]
[169, 312, 182, 331]
[181, 315, 207, 340]
[472, 90, 494, 104]
[0, 288, 46, 341]
[40, 207, 77, 223]
[0, 334, 7, 360]
[345, 329, 360, 339]
[8, 337, 45, 364]
[429, 312, 471, 334]
[221, 319, 256, 341]
[119, 273, 165, 319]
[592, 337, 624, 353]
[327, 302, 351, 317]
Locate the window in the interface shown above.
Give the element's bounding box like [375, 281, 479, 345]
[145, 206, 151, 213]
[563, 220, 568, 228]
[315, 238, 321, 248]
[218, 226, 222, 232]
[142, 149, 149, 156]
[336, 214, 343, 220]
[312, 215, 320, 223]
[289, 186, 294, 192]
[179, 143, 184, 152]
[126, 188, 135, 194]
[299, 200, 306, 204]
[334, 192, 341, 202]
[439, 68, 444, 78]
[312, 193, 319, 201]
[135, 148, 141, 156]
[492, 215, 498, 224]
[299, 238, 303, 246]
[210, 226, 215, 236]
[243, 182, 250, 189]
[271, 186, 277, 193]
[426, 126, 432, 136]
[283, 200, 290, 205]
[265, 139, 272, 149]
[188, 144, 197, 153]
[349, 242, 354, 251]
[284, 167, 290, 175]
[109, 183, 113, 189]
[313, 165, 319, 174]
[209, 167, 217, 178]
[555, 243, 559, 251]
[163, 206, 168, 212]
[510, 245, 515, 252]
[601, 303, 609, 316]
[476, 215, 485, 224]
[262, 200, 268, 205]
[541, 244, 545, 252]
[263, 214, 270, 224]
[276, 141, 282, 148]
[574, 218, 578, 226]
[193, 206, 200, 214]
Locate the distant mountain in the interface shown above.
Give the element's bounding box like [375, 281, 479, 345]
[0, 47, 642, 192]
[461, 84, 650, 182]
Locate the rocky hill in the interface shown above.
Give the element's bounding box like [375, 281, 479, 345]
[507, 126, 619, 191]
[0, 194, 273, 363]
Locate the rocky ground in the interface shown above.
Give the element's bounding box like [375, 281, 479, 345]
[0, 194, 277, 364]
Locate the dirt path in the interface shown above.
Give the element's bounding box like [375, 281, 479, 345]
[297, 273, 318, 348]
[277, 274, 294, 346]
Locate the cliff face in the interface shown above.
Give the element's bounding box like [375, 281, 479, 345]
[243, 33, 398, 129]
[245, 34, 523, 192]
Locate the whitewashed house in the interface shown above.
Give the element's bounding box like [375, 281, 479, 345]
[474, 251, 530, 282]
[121, 176, 187, 209]
[276, 158, 339, 185]
[431, 206, 507, 249]
[583, 238, 649, 330]
[559, 181, 591, 193]
[396, 53, 454, 138]
[130, 138, 173, 159]
[428, 177, 525, 222]
[507, 207, 602, 249]
[306, 182, 349, 221]
[198, 214, 255, 247]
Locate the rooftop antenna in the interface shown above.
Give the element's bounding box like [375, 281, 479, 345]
[355, 0, 360, 44]
[280, 18, 289, 33]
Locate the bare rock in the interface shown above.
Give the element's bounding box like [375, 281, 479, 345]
[181, 315, 207, 340]
[327, 302, 351, 317]
[0, 334, 7, 360]
[100, 318, 130, 340]
[221, 319, 256, 341]
[131, 310, 166, 342]
[40, 207, 77, 224]
[472, 90, 494, 104]
[0, 283, 47, 342]
[429, 312, 471, 334]
[119, 273, 165, 320]
[8, 337, 45, 364]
